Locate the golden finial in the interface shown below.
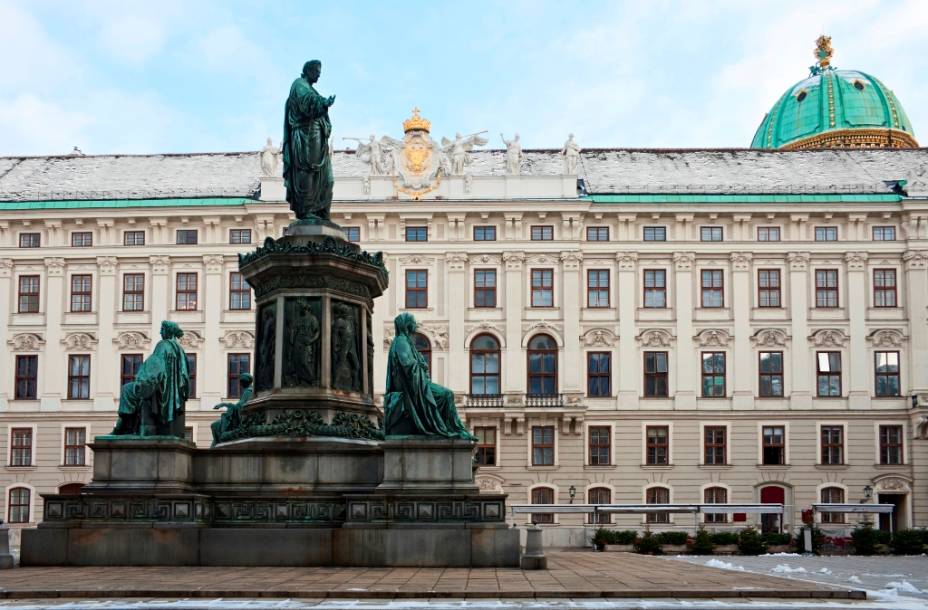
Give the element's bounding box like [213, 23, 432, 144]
[403, 107, 431, 133]
[815, 35, 833, 70]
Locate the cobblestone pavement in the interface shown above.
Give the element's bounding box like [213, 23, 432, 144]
[0, 552, 859, 601]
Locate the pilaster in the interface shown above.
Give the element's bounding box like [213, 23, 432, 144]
[845, 252, 869, 408]
[94, 257, 119, 409]
[730, 252, 754, 409]
[149, 256, 170, 345]
[903, 251, 928, 393]
[0, 259, 12, 408]
[446, 252, 468, 393]
[616, 253, 638, 405]
[673, 252, 696, 408]
[502, 252, 525, 397]
[203, 254, 225, 406]
[787, 252, 812, 409]
[560, 251, 583, 392]
[41, 258, 66, 409]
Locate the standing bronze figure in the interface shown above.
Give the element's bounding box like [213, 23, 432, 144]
[283, 60, 335, 221]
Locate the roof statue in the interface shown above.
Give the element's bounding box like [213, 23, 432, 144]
[348, 135, 391, 176]
[260, 137, 280, 177]
[501, 132, 522, 175]
[561, 133, 581, 175]
[812, 34, 833, 74]
[442, 131, 489, 175]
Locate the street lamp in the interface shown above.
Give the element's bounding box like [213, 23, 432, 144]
[863, 484, 873, 501]
[568, 485, 576, 504]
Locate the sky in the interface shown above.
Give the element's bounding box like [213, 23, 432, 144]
[1, 0, 927, 156]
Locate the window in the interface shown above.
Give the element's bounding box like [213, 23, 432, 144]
[873, 269, 897, 307]
[588, 487, 611, 524]
[184, 427, 195, 443]
[58, 483, 85, 496]
[122, 273, 145, 311]
[175, 273, 198, 310]
[758, 352, 784, 397]
[71, 231, 93, 247]
[643, 352, 669, 397]
[586, 226, 609, 241]
[470, 334, 500, 396]
[704, 487, 728, 523]
[17, 275, 40, 313]
[816, 352, 842, 397]
[405, 226, 427, 242]
[9, 428, 33, 466]
[405, 270, 428, 308]
[587, 270, 610, 308]
[70, 274, 92, 313]
[872, 226, 896, 241]
[700, 270, 723, 308]
[587, 352, 611, 397]
[67, 355, 91, 399]
[645, 426, 669, 465]
[815, 226, 837, 241]
[700, 226, 723, 242]
[704, 426, 727, 465]
[344, 226, 361, 242]
[531, 426, 555, 466]
[701, 352, 726, 397]
[229, 272, 251, 310]
[19, 232, 40, 248]
[875, 351, 900, 397]
[530, 225, 553, 241]
[229, 229, 252, 244]
[14, 355, 38, 400]
[588, 426, 611, 466]
[120, 354, 143, 387]
[646, 487, 670, 523]
[820, 426, 844, 465]
[530, 269, 553, 307]
[412, 332, 431, 372]
[473, 225, 496, 241]
[186, 354, 197, 399]
[474, 269, 497, 308]
[530, 486, 554, 524]
[879, 425, 903, 465]
[176, 229, 198, 245]
[123, 230, 145, 246]
[7, 488, 30, 524]
[643, 226, 666, 241]
[820, 487, 845, 523]
[527, 334, 557, 396]
[643, 269, 666, 308]
[761, 425, 785, 465]
[815, 270, 839, 308]
[757, 269, 781, 307]
[63, 427, 86, 466]
[474, 426, 496, 466]
[757, 226, 781, 241]
[227, 353, 251, 398]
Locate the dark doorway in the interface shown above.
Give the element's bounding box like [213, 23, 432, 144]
[878, 494, 904, 532]
[760, 485, 785, 533]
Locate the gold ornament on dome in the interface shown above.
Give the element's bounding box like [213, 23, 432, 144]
[815, 35, 833, 69]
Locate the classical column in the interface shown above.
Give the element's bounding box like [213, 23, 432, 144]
[149, 256, 170, 343]
[41, 258, 67, 410]
[202, 254, 225, 406]
[560, 251, 583, 395]
[903, 251, 928, 394]
[787, 252, 812, 409]
[446, 252, 468, 394]
[502, 252, 526, 400]
[845, 252, 869, 409]
[730, 252, 754, 409]
[0, 259, 12, 408]
[673, 252, 696, 408]
[94, 257, 119, 409]
[616, 253, 638, 406]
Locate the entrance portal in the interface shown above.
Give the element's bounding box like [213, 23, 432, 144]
[760, 485, 785, 533]
[878, 493, 905, 532]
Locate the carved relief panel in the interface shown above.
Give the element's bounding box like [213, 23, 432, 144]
[282, 297, 322, 388]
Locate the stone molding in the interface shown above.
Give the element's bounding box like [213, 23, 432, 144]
[636, 328, 674, 347]
[113, 331, 151, 350]
[903, 250, 928, 270]
[866, 328, 906, 348]
[475, 474, 505, 494]
[844, 251, 868, 271]
[673, 252, 695, 271]
[445, 252, 468, 271]
[730, 252, 753, 271]
[96, 256, 118, 275]
[580, 327, 619, 347]
[416, 322, 449, 350]
[178, 330, 205, 349]
[0, 258, 13, 278]
[149, 256, 170, 275]
[750, 328, 790, 347]
[694, 328, 732, 348]
[464, 321, 506, 347]
[61, 332, 98, 351]
[220, 330, 255, 349]
[560, 251, 583, 270]
[526, 253, 558, 266]
[471, 254, 501, 266]
[44, 258, 66, 276]
[787, 252, 810, 271]
[502, 252, 525, 270]
[399, 255, 435, 266]
[521, 320, 564, 347]
[346, 497, 504, 523]
[872, 474, 912, 493]
[616, 253, 638, 270]
[8, 332, 45, 352]
[203, 254, 225, 274]
[808, 328, 849, 348]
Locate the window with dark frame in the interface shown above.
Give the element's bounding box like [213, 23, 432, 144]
[14, 355, 38, 400]
[875, 351, 900, 397]
[820, 487, 845, 523]
[643, 226, 666, 241]
[757, 226, 781, 241]
[405, 226, 428, 242]
[469, 334, 501, 396]
[473, 225, 496, 241]
[123, 230, 145, 246]
[587, 269, 610, 308]
[70, 274, 92, 313]
[588, 426, 611, 465]
[700, 226, 723, 241]
[704, 486, 728, 523]
[757, 269, 781, 307]
[9, 428, 33, 466]
[19, 232, 40, 248]
[704, 426, 727, 465]
[122, 273, 145, 311]
[701, 352, 726, 397]
[227, 353, 251, 398]
[643, 269, 666, 308]
[815, 226, 838, 241]
[758, 351, 784, 397]
[816, 351, 842, 397]
[175, 273, 198, 311]
[530, 486, 555, 524]
[474, 269, 497, 308]
[229, 272, 251, 310]
[587, 352, 611, 397]
[646, 486, 670, 523]
[872, 226, 896, 241]
[344, 226, 361, 242]
[186, 354, 198, 398]
[643, 352, 669, 397]
[820, 425, 844, 465]
[645, 425, 669, 465]
[405, 270, 428, 308]
[530, 225, 554, 241]
[586, 226, 609, 241]
[474, 426, 496, 466]
[531, 268, 554, 307]
[71, 231, 93, 247]
[700, 270, 723, 308]
[588, 487, 611, 524]
[7, 488, 30, 523]
[18, 275, 40, 313]
[63, 427, 86, 466]
[120, 353, 143, 387]
[67, 355, 91, 399]
[761, 425, 785, 465]
[879, 425, 903, 465]
[229, 229, 252, 244]
[815, 269, 839, 308]
[175, 229, 198, 245]
[527, 334, 558, 396]
[184, 427, 195, 443]
[531, 425, 555, 466]
[873, 269, 897, 307]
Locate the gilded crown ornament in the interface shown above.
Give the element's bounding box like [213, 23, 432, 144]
[814, 35, 833, 70]
[403, 107, 431, 133]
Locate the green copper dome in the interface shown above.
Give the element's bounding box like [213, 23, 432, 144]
[751, 38, 918, 150]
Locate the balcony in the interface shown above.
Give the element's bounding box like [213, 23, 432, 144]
[463, 393, 566, 408]
[465, 394, 505, 408]
[525, 393, 564, 408]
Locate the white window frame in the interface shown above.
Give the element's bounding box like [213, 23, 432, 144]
[526, 420, 559, 468]
[59, 422, 92, 468]
[757, 421, 790, 466]
[815, 421, 848, 466]
[641, 421, 674, 466]
[583, 422, 615, 467]
[7, 423, 38, 467]
[699, 421, 731, 466]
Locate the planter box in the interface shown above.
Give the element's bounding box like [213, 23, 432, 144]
[602, 544, 635, 552]
[662, 544, 687, 554]
[767, 544, 794, 553]
[875, 544, 891, 555]
[713, 544, 738, 554]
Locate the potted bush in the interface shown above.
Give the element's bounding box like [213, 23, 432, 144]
[737, 527, 768, 555]
[657, 531, 689, 554]
[690, 528, 714, 555]
[604, 530, 637, 552]
[851, 523, 883, 556]
[634, 530, 662, 555]
[710, 531, 739, 554]
[890, 529, 926, 555]
[762, 532, 793, 553]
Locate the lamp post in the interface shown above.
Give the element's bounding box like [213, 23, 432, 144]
[862, 484, 874, 526]
[568, 485, 576, 504]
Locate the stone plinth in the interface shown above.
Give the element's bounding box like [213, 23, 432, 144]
[378, 438, 479, 494]
[85, 436, 196, 494]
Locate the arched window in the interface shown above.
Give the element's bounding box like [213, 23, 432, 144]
[703, 486, 728, 523]
[527, 334, 557, 396]
[7, 487, 31, 524]
[412, 332, 431, 372]
[470, 334, 501, 396]
[820, 486, 845, 524]
[588, 487, 611, 524]
[58, 483, 85, 496]
[645, 486, 670, 523]
[530, 486, 555, 524]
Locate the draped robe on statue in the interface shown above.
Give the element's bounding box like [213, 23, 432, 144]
[383, 313, 475, 440]
[282, 76, 334, 220]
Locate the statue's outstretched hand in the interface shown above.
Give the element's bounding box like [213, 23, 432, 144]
[326, 95, 336, 107]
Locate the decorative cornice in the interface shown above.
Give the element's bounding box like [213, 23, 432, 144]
[113, 331, 151, 350]
[399, 255, 434, 266]
[808, 328, 849, 348]
[502, 252, 525, 270]
[149, 256, 170, 275]
[415, 322, 449, 350]
[694, 328, 732, 348]
[867, 328, 906, 348]
[61, 332, 97, 351]
[750, 328, 790, 347]
[580, 327, 619, 347]
[8, 332, 45, 352]
[220, 330, 255, 349]
[730, 252, 753, 272]
[445, 252, 468, 272]
[203, 254, 225, 274]
[673, 252, 695, 271]
[787, 252, 810, 271]
[560, 251, 583, 270]
[44, 258, 66, 276]
[0, 258, 13, 278]
[616, 253, 638, 271]
[96, 256, 118, 275]
[636, 328, 674, 347]
[472, 254, 501, 265]
[527, 253, 557, 266]
[903, 250, 928, 270]
[178, 330, 205, 349]
[844, 251, 868, 271]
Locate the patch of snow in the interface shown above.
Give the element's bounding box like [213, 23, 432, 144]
[887, 580, 923, 594]
[847, 575, 862, 584]
[771, 564, 807, 574]
[816, 567, 832, 575]
[703, 558, 744, 571]
[762, 552, 800, 556]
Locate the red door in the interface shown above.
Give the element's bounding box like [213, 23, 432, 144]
[760, 485, 785, 532]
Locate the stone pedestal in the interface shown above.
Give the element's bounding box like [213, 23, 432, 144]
[378, 438, 479, 494]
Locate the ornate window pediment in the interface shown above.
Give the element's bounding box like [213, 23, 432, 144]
[808, 328, 849, 348]
[220, 330, 255, 349]
[694, 328, 731, 348]
[866, 329, 906, 348]
[580, 328, 619, 347]
[61, 332, 97, 351]
[750, 328, 790, 347]
[636, 328, 674, 347]
[415, 322, 449, 350]
[8, 333, 45, 352]
[113, 331, 151, 350]
[178, 330, 205, 349]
